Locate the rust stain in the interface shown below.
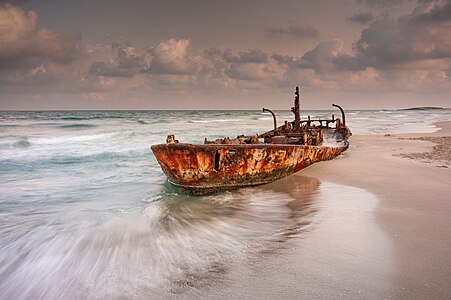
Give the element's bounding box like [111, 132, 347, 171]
[151, 87, 351, 195]
[151, 142, 348, 195]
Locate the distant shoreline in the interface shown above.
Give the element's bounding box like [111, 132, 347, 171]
[398, 106, 448, 111]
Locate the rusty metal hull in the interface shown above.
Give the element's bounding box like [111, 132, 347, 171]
[151, 142, 348, 195]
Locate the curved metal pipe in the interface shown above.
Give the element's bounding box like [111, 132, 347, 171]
[262, 107, 277, 131]
[332, 103, 346, 126]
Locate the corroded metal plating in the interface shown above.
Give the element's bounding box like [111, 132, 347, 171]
[151, 87, 351, 195]
[151, 142, 347, 195]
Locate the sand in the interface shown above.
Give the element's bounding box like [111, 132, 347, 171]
[207, 121, 451, 299]
[302, 122, 451, 299]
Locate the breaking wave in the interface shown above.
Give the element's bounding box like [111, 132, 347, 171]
[0, 137, 31, 149]
[13, 138, 31, 148]
[30, 133, 116, 145]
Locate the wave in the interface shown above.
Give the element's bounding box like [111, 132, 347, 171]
[13, 138, 31, 148]
[59, 124, 97, 129]
[61, 117, 84, 121]
[2, 114, 131, 122]
[46, 151, 141, 165]
[189, 119, 240, 123]
[0, 124, 20, 128]
[0, 149, 148, 173]
[28, 133, 117, 145]
[59, 115, 129, 121]
[31, 122, 62, 127]
[0, 137, 32, 149]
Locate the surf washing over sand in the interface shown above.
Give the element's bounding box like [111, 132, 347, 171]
[1, 109, 450, 299]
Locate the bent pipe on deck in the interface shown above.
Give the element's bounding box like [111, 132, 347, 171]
[332, 103, 346, 126]
[262, 107, 277, 131]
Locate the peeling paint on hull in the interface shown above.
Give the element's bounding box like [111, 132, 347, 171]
[151, 87, 351, 195]
[151, 142, 348, 195]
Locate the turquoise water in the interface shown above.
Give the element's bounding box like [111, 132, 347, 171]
[0, 109, 450, 298]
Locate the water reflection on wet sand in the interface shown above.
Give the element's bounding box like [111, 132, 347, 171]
[142, 176, 320, 295]
[0, 176, 393, 299]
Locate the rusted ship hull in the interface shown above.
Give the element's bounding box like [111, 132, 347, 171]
[151, 87, 351, 195]
[151, 141, 348, 195]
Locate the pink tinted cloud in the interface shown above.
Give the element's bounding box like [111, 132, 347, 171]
[0, 4, 80, 70]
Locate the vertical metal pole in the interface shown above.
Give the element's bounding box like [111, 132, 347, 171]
[294, 86, 301, 131]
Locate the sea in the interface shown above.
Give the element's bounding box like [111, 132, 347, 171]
[1, 109, 450, 299]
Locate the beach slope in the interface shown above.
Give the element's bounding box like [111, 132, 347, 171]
[302, 121, 451, 299]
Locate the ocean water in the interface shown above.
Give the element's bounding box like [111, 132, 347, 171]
[0, 109, 450, 299]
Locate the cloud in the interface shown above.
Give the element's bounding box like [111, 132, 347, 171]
[355, 0, 406, 8]
[296, 0, 451, 75]
[264, 22, 319, 39]
[410, 0, 451, 22]
[206, 48, 286, 82]
[297, 40, 345, 73]
[348, 12, 377, 24]
[350, 0, 451, 69]
[0, 5, 81, 70]
[2, 0, 450, 109]
[144, 38, 197, 75]
[88, 44, 146, 77]
[271, 54, 295, 65]
[236, 49, 268, 64]
[81, 39, 288, 89]
[223, 49, 269, 64]
[225, 63, 271, 81]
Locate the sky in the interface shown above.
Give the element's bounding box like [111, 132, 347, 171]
[0, 0, 450, 110]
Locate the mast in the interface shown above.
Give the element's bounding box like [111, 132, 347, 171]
[294, 86, 301, 131]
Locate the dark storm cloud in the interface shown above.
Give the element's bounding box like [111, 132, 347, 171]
[264, 22, 319, 39]
[347, 12, 377, 24]
[0, 5, 80, 70]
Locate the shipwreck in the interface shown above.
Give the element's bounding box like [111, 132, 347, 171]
[151, 87, 351, 195]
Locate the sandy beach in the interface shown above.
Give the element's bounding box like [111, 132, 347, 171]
[206, 121, 451, 300]
[305, 121, 451, 299]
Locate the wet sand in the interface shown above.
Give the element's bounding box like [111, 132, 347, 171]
[205, 121, 451, 299]
[297, 121, 451, 299]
